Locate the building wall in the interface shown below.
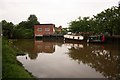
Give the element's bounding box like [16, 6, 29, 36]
[34, 24, 55, 36]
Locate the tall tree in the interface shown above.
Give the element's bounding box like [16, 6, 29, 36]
[94, 6, 120, 35]
[14, 14, 40, 38]
[69, 16, 92, 33]
[69, 6, 120, 36]
[2, 20, 14, 38]
[27, 14, 40, 29]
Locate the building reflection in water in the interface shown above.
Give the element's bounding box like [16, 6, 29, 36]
[28, 40, 55, 59]
[67, 43, 120, 79]
[34, 40, 55, 53]
[12, 39, 56, 60]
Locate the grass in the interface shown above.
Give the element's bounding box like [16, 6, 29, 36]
[2, 37, 35, 79]
[0, 37, 2, 79]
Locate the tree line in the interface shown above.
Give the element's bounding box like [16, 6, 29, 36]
[1, 15, 40, 39]
[69, 6, 120, 36]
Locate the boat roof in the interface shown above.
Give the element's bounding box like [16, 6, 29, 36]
[89, 35, 102, 37]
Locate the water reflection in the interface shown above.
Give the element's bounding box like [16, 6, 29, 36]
[12, 39, 120, 78]
[27, 40, 55, 59]
[13, 39, 63, 59]
[34, 40, 55, 53]
[67, 43, 119, 79]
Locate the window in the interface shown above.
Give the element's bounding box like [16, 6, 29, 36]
[45, 28, 50, 31]
[37, 28, 42, 32]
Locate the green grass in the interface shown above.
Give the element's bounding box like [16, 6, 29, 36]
[2, 38, 35, 79]
[0, 37, 2, 79]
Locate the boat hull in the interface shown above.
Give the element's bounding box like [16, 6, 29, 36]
[64, 35, 84, 41]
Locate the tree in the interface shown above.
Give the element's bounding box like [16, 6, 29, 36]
[2, 20, 14, 38]
[1, 14, 40, 39]
[14, 14, 40, 38]
[27, 14, 40, 29]
[28, 15, 38, 22]
[17, 14, 40, 29]
[69, 6, 120, 36]
[93, 6, 120, 35]
[69, 17, 92, 33]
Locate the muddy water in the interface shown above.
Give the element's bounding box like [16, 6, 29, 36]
[12, 39, 120, 78]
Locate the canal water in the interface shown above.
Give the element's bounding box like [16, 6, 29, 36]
[12, 39, 120, 78]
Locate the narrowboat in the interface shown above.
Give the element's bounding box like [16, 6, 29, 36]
[64, 34, 84, 41]
[87, 35, 105, 43]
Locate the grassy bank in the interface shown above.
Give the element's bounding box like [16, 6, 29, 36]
[2, 37, 34, 79]
[0, 37, 2, 79]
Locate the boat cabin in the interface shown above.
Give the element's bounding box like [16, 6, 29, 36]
[64, 34, 84, 41]
[87, 35, 105, 43]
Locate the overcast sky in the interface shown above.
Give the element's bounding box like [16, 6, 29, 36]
[0, 0, 119, 27]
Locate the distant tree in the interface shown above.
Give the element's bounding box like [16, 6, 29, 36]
[2, 20, 14, 38]
[14, 14, 40, 38]
[69, 16, 92, 33]
[93, 6, 120, 35]
[61, 28, 68, 35]
[69, 6, 120, 36]
[28, 15, 37, 21]
[1, 14, 40, 39]
[69, 20, 80, 33]
[17, 14, 40, 29]
[27, 14, 40, 29]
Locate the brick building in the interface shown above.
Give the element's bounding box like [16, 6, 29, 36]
[34, 24, 55, 37]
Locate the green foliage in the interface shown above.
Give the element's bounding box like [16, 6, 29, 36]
[14, 27, 34, 39]
[1, 14, 40, 39]
[94, 6, 120, 35]
[28, 15, 38, 22]
[0, 37, 2, 79]
[27, 14, 40, 29]
[69, 17, 92, 33]
[69, 6, 120, 36]
[2, 20, 14, 38]
[61, 28, 68, 35]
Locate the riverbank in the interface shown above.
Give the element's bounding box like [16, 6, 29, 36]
[2, 37, 35, 79]
[0, 37, 2, 79]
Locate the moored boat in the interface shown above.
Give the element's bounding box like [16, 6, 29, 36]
[87, 35, 105, 43]
[64, 34, 84, 41]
